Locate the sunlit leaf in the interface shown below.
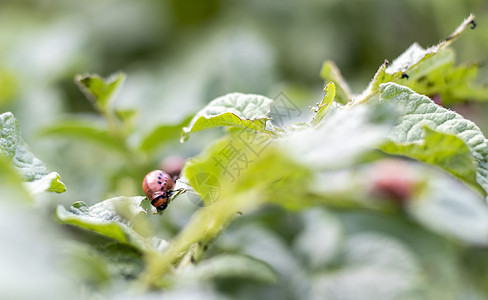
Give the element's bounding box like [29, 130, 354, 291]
[380, 126, 479, 192]
[55, 196, 163, 251]
[0, 112, 19, 160]
[181, 93, 274, 141]
[357, 14, 478, 103]
[0, 112, 66, 195]
[379, 82, 488, 194]
[320, 61, 352, 104]
[311, 82, 335, 126]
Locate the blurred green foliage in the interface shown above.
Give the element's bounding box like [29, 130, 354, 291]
[2, 1, 488, 299]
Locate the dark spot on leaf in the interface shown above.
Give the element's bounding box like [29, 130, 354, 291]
[445, 36, 453, 41]
[401, 73, 409, 79]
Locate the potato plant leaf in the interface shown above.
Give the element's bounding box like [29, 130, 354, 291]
[358, 14, 480, 104]
[380, 126, 479, 192]
[75, 73, 126, 113]
[320, 61, 352, 104]
[181, 93, 274, 142]
[55, 196, 162, 251]
[0, 112, 19, 160]
[0, 112, 66, 195]
[379, 83, 488, 194]
[311, 82, 335, 127]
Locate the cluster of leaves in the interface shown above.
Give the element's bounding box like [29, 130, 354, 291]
[3, 15, 488, 299]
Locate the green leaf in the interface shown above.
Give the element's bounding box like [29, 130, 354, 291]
[55, 196, 161, 251]
[357, 14, 477, 103]
[0, 112, 66, 195]
[380, 126, 479, 192]
[181, 93, 274, 142]
[320, 61, 352, 104]
[179, 254, 277, 284]
[40, 119, 128, 155]
[0, 112, 19, 160]
[25, 172, 66, 194]
[139, 115, 193, 154]
[311, 82, 335, 127]
[405, 61, 488, 105]
[379, 83, 488, 194]
[75, 73, 126, 113]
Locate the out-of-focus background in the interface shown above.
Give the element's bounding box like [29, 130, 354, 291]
[1, 0, 487, 206]
[3, 2, 488, 299]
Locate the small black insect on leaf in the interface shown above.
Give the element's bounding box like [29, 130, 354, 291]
[401, 73, 409, 79]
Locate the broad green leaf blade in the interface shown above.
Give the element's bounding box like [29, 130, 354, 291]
[380, 126, 479, 192]
[379, 83, 488, 194]
[0, 112, 19, 160]
[179, 254, 277, 284]
[13, 141, 67, 194]
[405, 61, 488, 105]
[139, 115, 193, 154]
[320, 61, 352, 104]
[0, 112, 66, 195]
[181, 93, 274, 142]
[24, 172, 66, 194]
[40, 119, 128, 155]
[75, 73, 126, 113]
[55, 196, 159, 250]
[311, 82, 335, 127]
[357, 14, 478, 104]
